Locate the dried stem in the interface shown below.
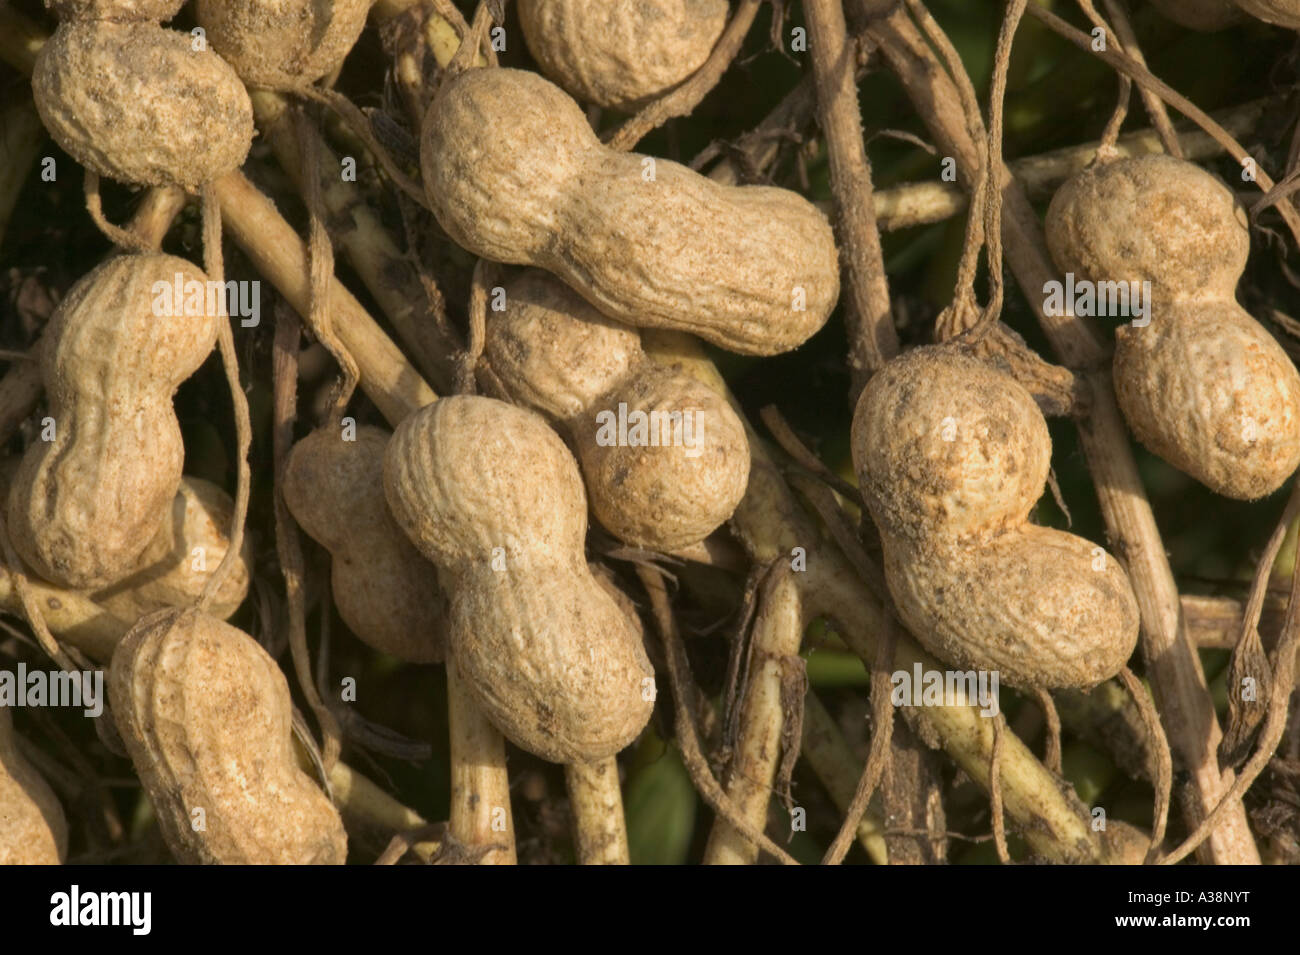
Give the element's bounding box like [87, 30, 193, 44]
[803, 0, 897, 398]
[446, 655, 517, 864]
[822, 616, 896, 864]
[702, 563, 806, 864]
[800, 692, 890, 863]
[1099, 0, 1184, 157]
[565, 759, 630, 865]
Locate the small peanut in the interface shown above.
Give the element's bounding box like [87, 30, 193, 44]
[1046, 155, 1300, 499]
[486, 270, 750, 551]
[519, 0, 728, 111]
[92, 477, 252, 623]
[384, 395, 655, 762]
[0, 705, 67, 865]
[7, 254, 219, 590]
[852, 346, 1140, 689]
[33, 17, 254, 190]
[420, 67, 840, 356]
[195, 0, 373, 86]
[283, 425, 446, 663]
[108, 609, 348, 864]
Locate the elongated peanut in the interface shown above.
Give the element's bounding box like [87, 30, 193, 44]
[283, 425, 446, 663]
[33, 18, 253, 190]
[384, 395, 655, 762]
[7, 254, 219, 589]
[0, 705, 67, 865]
[109, 609, 348, 864]
[420, 67, 840, 356]
[1046, 155, 1300, 499]
[852, 346, 1140, 689]
[92, 477, 251, 622]
[519, 0, 728, 111]
[195, 0, 373, 86]
[486, 270, 749, 551]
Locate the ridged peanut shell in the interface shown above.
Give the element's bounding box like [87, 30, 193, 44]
[1232, 0, 1300, 26]
[486, 271, 750, 550]
[486, 270, 643, 422]
[519, 0, 728, 111]
[33, 21, 254, 190]
[109, 610, 348, 864]
[92, 477, 252, 622]
[1045, 155, 1248, 301]
[883, 524, 1139, 689]
[575, 365, 750, 551]
[1114, 302, 1300, 498]
[0, 706, 67, 865]
[851, 346, 1051, 543]
[421, 67, 840, 356]
[384, 396, 654, 762]
[46, 0, 186, 20]
[195, 0, 372, 86]
[283, 426, 446, 663]
[8, 254, 219, 589]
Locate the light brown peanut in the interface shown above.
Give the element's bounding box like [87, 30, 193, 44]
[0, 705, 67, 865]
[1230, 0, 1300, 27]
[519, 0, 728, 111]
[852, 346, 1140, 689]
[384, 395, 655, 763]
[91, 477, 251, 622]
[283, 425, 446, 663]
[8, 254, 219, 590]
[486, 270, 750, 551]
[195, 0, 372, 87]
[420, 67, 840, 356]
[33, 16, 253, 191]
[109, 609, 348, 864]
[1046, 155, 1300, 499]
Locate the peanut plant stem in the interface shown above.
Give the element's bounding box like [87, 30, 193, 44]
[564, 759, 630, 865]
[803, 0, 898, 399]
[446, 655, 517, 864]
[800, 692, 890, 864]
[703, 564, 804, 864]
[859, 0, 1259, 865]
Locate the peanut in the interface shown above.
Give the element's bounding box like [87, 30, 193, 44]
[109, 609, 348, 864]
[92, 477, 251, 622]
[195, 0, 373, 86]
[1046, 155, 1300, 499]
[7, 254, 219, 590]
[33, 17, 253, 190]
[384, 395, 655, 762]
[486, 270, 750, 551]
[851, 346, 1140, 689]
[283, 425, 446, 663]
[519, 0, 728, 111]
[420, 67, 840, 356]
[1230, 0, 1300, 26]
[0, 705, 67, 865]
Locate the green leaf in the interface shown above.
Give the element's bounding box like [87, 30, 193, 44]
[624, 735, 697, 865]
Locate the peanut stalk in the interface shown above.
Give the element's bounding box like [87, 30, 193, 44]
[565, 759, 630, 865]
